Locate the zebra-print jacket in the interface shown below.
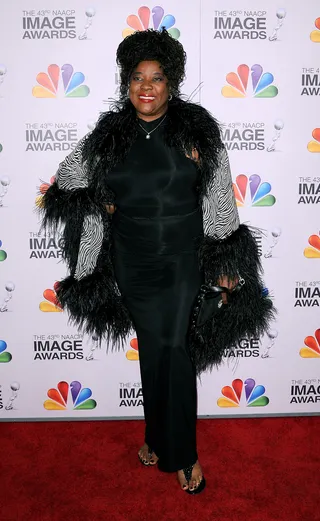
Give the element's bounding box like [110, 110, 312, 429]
[41, 98, 274, 374]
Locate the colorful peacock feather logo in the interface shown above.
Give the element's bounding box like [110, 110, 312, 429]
[222, 64, 278, 98]
[44, 380, 97, 410]
[123, 6, 180, 39]
[39, 282, 62, 312]
[304, 234, 320, 258]
[36, 176, 55, 207]
[217, 378, 269, 407]
[0, 340, 12, 362]
[0, 239, 7, 261]
[310, 17, 320, 42]
[126, 337, 139, 361]
[233, 174, 276, 207]
[307, 128, 320, 152]
[300, 329, 320, 358]
[32, 64, 90, 98]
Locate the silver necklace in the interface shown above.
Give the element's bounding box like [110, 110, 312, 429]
[138, 114, 167, 139]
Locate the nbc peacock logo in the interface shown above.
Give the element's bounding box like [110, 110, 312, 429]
[233, 174, 276, 207]
[0, 340, 12, 362]
[222, 64, 278, 98]
[217, 378, 269, 407]
[310, 17, 320, 42]
[300, 329, 320, 358]
[126, 337, 139, 361]
[123, 6, 180, 39]
[44, 380, 97, 410]
[304, 234, 320, 258]
[307, 128, 320, 152]
[32, 64, 90, 98]
[0, 239, 7, 261]
[39, 283, 62, 312]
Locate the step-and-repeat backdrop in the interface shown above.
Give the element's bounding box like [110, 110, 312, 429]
[0, 0, 319, 420]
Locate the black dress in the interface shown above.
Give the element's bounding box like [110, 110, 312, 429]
[107, 116, 204, 472]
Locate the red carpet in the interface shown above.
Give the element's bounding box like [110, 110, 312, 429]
[1, 417, 320, 521]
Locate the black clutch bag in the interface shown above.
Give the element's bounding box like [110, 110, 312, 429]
[191, 278, 245, 328]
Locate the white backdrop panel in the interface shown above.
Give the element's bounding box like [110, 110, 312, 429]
[0, 0, 319, 420]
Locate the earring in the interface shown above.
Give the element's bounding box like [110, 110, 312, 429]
[168, 94, 173, 101]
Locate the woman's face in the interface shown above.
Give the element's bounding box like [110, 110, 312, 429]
[129, 60, 169, 121]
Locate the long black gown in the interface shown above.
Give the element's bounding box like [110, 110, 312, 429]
[107, 116, 204, 472]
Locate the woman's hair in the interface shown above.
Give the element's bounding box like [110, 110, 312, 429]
[116, 29, 186, 100]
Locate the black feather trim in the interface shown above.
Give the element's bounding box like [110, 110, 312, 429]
[39, 183, 133, 344]
[189, 224, 276, 374]
[56, 272, 134, 350]
[39, 183, 101, 228]
[82, 98, 223, 204]
[199, 224, 262, 281]
[165, 98, 223, 199]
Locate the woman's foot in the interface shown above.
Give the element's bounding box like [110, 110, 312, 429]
[177, 460, 204, 492]
[138, 443, 159, 466]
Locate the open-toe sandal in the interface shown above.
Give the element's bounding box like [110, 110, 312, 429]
[182, 464, 206, 495]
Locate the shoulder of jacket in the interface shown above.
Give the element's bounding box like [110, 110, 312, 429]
[172, 98, 220, 128]
[94, 103, 133, 129]
[96, 109, 124, 125]
[83, 105, 134, 152]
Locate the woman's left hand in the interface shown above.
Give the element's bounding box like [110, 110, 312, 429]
[185, 148, 199, 162]
[106, 204, 116, 214]
[217, 276, 239, 304]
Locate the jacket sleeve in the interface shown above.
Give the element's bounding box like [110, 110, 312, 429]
[40, 137, 103, 278]
[191, 146, 275, 374]
[39, 138, 133, 346]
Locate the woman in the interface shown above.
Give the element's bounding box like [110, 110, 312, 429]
[41, 29, 274, 494]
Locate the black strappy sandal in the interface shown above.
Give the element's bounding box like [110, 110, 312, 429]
[138, 446, 158, 466]
[182, 464, 206, 494]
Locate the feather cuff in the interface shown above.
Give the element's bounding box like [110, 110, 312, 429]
[56, 272, 134, 349]
[190, 224, 275, 374]
[39, 183, 100, 228]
